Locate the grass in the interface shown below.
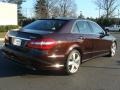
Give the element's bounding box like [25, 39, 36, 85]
[0, 32, 7, 38]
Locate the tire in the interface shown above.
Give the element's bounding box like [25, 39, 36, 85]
[108, 42, 117, 57]
[65, 49, 81, 75]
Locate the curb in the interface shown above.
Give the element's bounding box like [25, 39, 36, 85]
[0, 38, 4, 41]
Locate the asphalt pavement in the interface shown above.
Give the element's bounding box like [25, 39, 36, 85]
[0, 33, 120, 90]
[0, 41, 3, 48]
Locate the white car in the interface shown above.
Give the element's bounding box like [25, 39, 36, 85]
[105, 25, 120, 32]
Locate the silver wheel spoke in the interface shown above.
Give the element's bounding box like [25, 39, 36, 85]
[111, 43, 116, 56]
[68, 60, 73, 66]
[74, 62, 79, 69]
[71, 64, 76, 73]
[72, 53, 76, 60]
[75, 56, 80, 62]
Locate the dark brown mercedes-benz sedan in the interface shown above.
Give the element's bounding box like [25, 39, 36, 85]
[2, 19, 117, 74]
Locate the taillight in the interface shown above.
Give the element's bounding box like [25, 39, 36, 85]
[26, 38, 57, 50]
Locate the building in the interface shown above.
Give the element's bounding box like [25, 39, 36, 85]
[0, 3, 18, 25]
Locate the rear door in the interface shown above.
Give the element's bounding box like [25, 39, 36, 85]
[72, 21, 94, 60]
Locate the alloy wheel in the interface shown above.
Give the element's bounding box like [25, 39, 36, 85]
[111, 42, 116, 57]
[66, 50, 81, 74]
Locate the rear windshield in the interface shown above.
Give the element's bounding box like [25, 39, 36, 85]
[22, 20, 68, 33]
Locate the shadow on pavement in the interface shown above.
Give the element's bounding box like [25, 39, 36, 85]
[0, 50, 65, 78]
[0, 52, 29, 78]
[81, 64, 120, 70]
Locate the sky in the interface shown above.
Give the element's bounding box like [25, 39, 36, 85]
[75, 0, 98, 18]
[22, 0, 120, 18]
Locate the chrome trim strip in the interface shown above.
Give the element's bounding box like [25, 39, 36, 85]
[83, 50, 109, 55]
[82, 52, 109, 62]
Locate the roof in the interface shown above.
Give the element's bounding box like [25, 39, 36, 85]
[38, 18, 87, 21]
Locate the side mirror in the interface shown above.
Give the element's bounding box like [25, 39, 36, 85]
[99, 31, 110, 38]
[105, 29, 109, 32]
[105, 30, 110, 36]
[99, 32, 105, 38]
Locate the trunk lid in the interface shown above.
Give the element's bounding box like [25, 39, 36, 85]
[5, 30, 52, 51]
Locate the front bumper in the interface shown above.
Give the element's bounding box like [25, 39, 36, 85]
[2, 45, 66, 70]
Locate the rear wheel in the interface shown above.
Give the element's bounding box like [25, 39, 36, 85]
[108, 42, 117, 57]
[65, 49, 81, 75]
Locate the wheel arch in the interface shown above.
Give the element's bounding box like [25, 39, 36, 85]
[114, 40, 117, 49]
[65, 44, 83, 59]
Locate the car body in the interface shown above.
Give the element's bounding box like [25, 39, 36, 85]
[105, 25, 120, 32]
[2, 19, 117, 74]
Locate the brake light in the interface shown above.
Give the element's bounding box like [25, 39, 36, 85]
[27, 38, 57, 50]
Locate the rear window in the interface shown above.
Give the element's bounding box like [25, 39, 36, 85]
[22, 20, 68, 32]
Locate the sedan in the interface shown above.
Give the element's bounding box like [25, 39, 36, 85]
[2, 19, 117, 75]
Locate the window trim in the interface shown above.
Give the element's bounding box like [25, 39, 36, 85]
[88, 21, 106, 35]
[71, 20, 93, 34]
[71, 22, 80, 34]
[22, 19, 69, 32]
[77, 21, 93, 34]
[71, 20, 80, 34]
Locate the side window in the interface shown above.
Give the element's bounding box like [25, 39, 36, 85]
[90, 22, 105, 35]
[77, 21, 92, 34]
[71, 24, 80, 34]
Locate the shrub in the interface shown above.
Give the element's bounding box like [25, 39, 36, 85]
[0, 25, 19, 32]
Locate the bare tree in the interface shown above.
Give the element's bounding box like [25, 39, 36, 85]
[94, 0, 118, 18]
[35, 0, 48, 18]
[57, 0, 77, 17]
[35, 0, 77, 18]
[35, 0, 58, 18]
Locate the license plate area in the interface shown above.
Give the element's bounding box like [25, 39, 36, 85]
[12, 38, 22, 46]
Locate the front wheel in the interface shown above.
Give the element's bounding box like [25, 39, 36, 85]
[108, 42, 117, 57]
[65, 49, 81, 75]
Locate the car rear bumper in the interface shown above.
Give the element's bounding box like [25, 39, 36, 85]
[2, 45, 66, 70]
